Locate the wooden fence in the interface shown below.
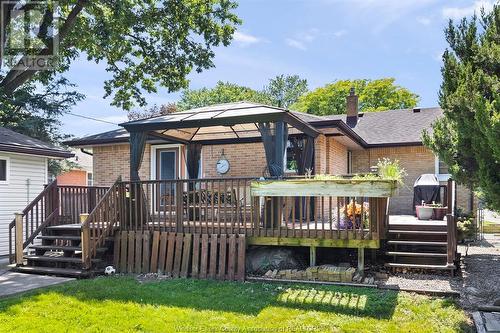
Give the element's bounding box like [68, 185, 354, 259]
[113, 230, 246, 281]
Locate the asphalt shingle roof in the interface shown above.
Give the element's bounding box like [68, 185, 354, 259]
[318, 107, 442, 145]
[65, 105, 443, 148]
[0, 127, 73, 158]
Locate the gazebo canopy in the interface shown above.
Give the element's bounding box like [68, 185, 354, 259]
[120, 102, 319, 144]
[121, 102, 320, 181]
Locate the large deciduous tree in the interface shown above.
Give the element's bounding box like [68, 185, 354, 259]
[177, 81, 270, 110]
[0, 0, 241, 110]
[264, 74, 308, 109]
[423, 6, 500, 210]
[292, 78, 419, 115]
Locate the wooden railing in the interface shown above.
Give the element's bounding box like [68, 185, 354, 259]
[120, 178, 387, 242]
[8, 180, 59, 264]
[58, 185, 108, 224]
[81, 178, 122, 269]
[8, 181, 110, 264]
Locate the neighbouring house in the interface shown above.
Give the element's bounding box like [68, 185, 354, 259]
[0, 127, 73, 256]
[56, 149, 93, 186]
[65, 94, 475, 216]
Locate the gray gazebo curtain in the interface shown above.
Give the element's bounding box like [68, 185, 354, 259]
[291, 135, 315, 175]
[186, 143, 202, 179]
[291, 135, 315, 220]
[257, 122, 288, 177]
[129, 131, 148, 181]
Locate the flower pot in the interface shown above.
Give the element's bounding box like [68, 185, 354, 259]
[432, 207, 448, 220]
[416, 206, 433, 220]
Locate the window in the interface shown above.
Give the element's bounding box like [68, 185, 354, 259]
[284, 140, 299, 172]
[0, 157, 9, 184]
[87, 172, 93, 186]
[435, 156, 451, 181]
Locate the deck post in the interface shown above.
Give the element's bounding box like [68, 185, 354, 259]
[357, 247, 364, 275]
[81, 214, 91, 269]
[309, 246, 316, 266]
[446, 214, 456, 269]
[15, 213, 23, 265]
[176, 181, 184, 232]
[446, 179, 453, 214]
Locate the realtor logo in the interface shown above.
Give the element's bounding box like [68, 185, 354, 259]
[0, 1, 59, 70]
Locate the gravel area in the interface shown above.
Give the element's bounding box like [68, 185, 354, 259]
[376, 234, 500, 310]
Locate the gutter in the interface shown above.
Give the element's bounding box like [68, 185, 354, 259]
[0, 144, 74, 158]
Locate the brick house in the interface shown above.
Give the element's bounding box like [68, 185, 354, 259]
[65, 96, 475, 216]
[56, 150, 93, 186]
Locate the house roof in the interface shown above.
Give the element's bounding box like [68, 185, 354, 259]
[64, 104, 442, 148]
[313, 107, 442, 146]
[0, 127, 73, 158]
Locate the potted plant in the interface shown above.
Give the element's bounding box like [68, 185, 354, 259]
[427, 203, 448, 220]
[416, 205, 434, 220]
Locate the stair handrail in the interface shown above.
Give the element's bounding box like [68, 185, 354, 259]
[8, 180, 59, 264]
[81, 177, 122, 269]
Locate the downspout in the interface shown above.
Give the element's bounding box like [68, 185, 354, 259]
[80, 148, 93, 156]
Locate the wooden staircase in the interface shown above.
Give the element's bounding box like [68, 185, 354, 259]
[13, 224, 110, 277]
[384, 221, 457, 273]
[9, 179, 122, 278]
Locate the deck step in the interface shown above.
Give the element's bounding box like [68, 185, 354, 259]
[45, 224, 82, 230]
[23, 255, 102, 264]
[388, 230, 447, 235]
[13, 266, 85, 277]
[387, 240, 447, 246]
[29, 245, 81, 252]
[385, 251, 447, 257]
[384, 263, 454, 270]
[37, 235, 82, 241]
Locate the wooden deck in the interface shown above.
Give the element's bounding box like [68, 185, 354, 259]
[389, 215, 447, 226]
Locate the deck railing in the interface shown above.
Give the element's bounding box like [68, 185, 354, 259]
[8, 181, 109, 264]
[81, 178, 122, 269]
[120, 178, 387, 242]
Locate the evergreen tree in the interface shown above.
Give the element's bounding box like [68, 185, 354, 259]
[423, 6, 500, 210]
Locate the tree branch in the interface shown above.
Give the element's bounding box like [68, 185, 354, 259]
[0, 0, 88, 94]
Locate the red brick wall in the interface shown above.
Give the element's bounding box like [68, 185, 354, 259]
[314, 135, 348, 175]
[351, 146, 475, 214]
[57, 170, 87, 186]
[92, 144, 151, 186]
[202, 143, 267, 178]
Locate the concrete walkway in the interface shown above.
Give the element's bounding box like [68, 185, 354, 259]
[0, 257, 74, 298]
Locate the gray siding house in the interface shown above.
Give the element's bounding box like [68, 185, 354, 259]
[0, 127, 72, 256]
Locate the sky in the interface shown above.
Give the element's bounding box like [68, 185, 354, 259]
[60, 0, 497, 138]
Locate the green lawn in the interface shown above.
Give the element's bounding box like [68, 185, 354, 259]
[0, 277, 471, 332]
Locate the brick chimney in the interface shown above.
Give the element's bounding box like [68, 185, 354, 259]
[346, 87, 358, 127]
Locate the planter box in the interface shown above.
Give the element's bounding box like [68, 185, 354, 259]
[416, 206, 433, 220]
[432, 207, 448, 220]
[250, 179, 398, 197]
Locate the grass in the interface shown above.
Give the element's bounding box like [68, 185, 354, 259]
[0, 277, 471, 332]
[484, 221, 500, 234]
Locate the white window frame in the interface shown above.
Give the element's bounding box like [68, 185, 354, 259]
[150, 144, 184, 180]
[0, 156, 10, 184]
[87, 172, 94, 186]
[435, 156, 451, 182]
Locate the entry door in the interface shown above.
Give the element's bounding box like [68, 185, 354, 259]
[156, 149, 178, 211]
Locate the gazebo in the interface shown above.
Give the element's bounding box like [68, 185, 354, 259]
[120, 102, 320, 182]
